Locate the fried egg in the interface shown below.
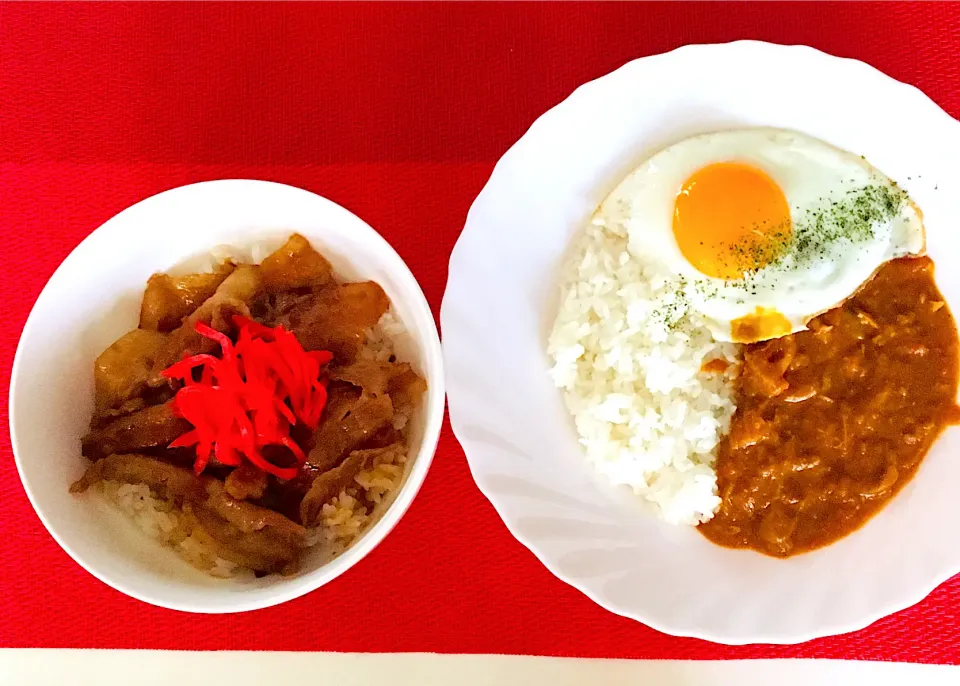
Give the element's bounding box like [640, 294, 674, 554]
[613, 128, 925, 342]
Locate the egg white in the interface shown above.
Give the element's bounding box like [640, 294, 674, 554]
[609, 128, 925, 342]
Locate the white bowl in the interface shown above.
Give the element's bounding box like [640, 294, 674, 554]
[442, 41, 960, 644]
[10, 179, 445, 613]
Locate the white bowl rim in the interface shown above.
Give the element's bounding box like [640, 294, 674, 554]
[10, 178, 446, 613]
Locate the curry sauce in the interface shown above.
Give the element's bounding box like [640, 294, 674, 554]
[699, 257, 960, 557]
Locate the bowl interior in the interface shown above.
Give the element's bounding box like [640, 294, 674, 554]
[443, 42, 960, 643]
[11, 179, 444, 613]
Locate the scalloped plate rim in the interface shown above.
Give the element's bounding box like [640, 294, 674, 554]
[443, 40, 960, 644]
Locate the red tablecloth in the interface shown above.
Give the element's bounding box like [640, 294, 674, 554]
[3, 1, 960, 662]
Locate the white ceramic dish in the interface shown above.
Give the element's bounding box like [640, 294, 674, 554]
[442, 41, 960, 644]
[10, 179, 445, 613]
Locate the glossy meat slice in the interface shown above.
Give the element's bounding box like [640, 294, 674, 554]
[188, 506, 301, 574]
[203, 479, 305, 544]
[300, 442, 405, 526]
[271, 426, 402, 522]
[281, 282, 390, 362]
[259, 233, 334, 293]
[307, 384, 394, 472]
[71, 454, 305, 574]
[330, 358, 427, 416]
[70, 452, 202, 498]
[81, 402, 190, 460]
[91, 397, 149, 429]
[329, 359, 395, 395]
[93, 328, 168, 414]
[139, 262, 236, 332]
[250, 290, 314, 328]
[151, 264, 263, 373]
[386, 364, 427, 415]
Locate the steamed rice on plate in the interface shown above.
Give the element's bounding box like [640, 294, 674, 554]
[548, 127, 960, 556]
[71, 233, 427, 578]
[548, 215, 736, 526]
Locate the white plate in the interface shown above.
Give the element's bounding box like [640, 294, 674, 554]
[10, 179, 445, 613]
[442, 41, 960, 643]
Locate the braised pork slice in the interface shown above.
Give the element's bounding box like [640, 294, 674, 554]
[203, 480, 305, 544]
[272, 426, 401, 521]
[307, 384, 394, 472]
[189, 506, 301, 574]
[299, 443, 405, 526]
[387, 364, 427, 415]
[151, 264, 263, 374]
[139, 262, 236, 332]
[72, 454, 305, 574]
[250, 290, 314, 327]
[91, 397, 149, 429]
[299, 452, 367, 526]
[93, 328, 168, 414]
[330, 359, 426, 414]
[70, 453, 201, 498]
[197, 479, 307, 573]
[329, 359, 394, 395]
[260, 233, 334, 293]
[281, 282, 389, 362]
[82, 402, 190, 460]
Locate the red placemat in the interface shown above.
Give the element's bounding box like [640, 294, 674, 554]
[3, 1, 960, 662]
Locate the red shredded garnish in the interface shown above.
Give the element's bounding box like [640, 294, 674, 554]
[161, 316, 332, 478]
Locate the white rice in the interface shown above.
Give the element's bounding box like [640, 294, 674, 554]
[547, 214, 737, 525]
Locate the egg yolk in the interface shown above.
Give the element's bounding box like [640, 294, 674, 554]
[731, 307, 793, 342]
[673, 163, 792, 280]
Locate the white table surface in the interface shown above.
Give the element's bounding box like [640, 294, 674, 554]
[1, 652, 958, 685]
